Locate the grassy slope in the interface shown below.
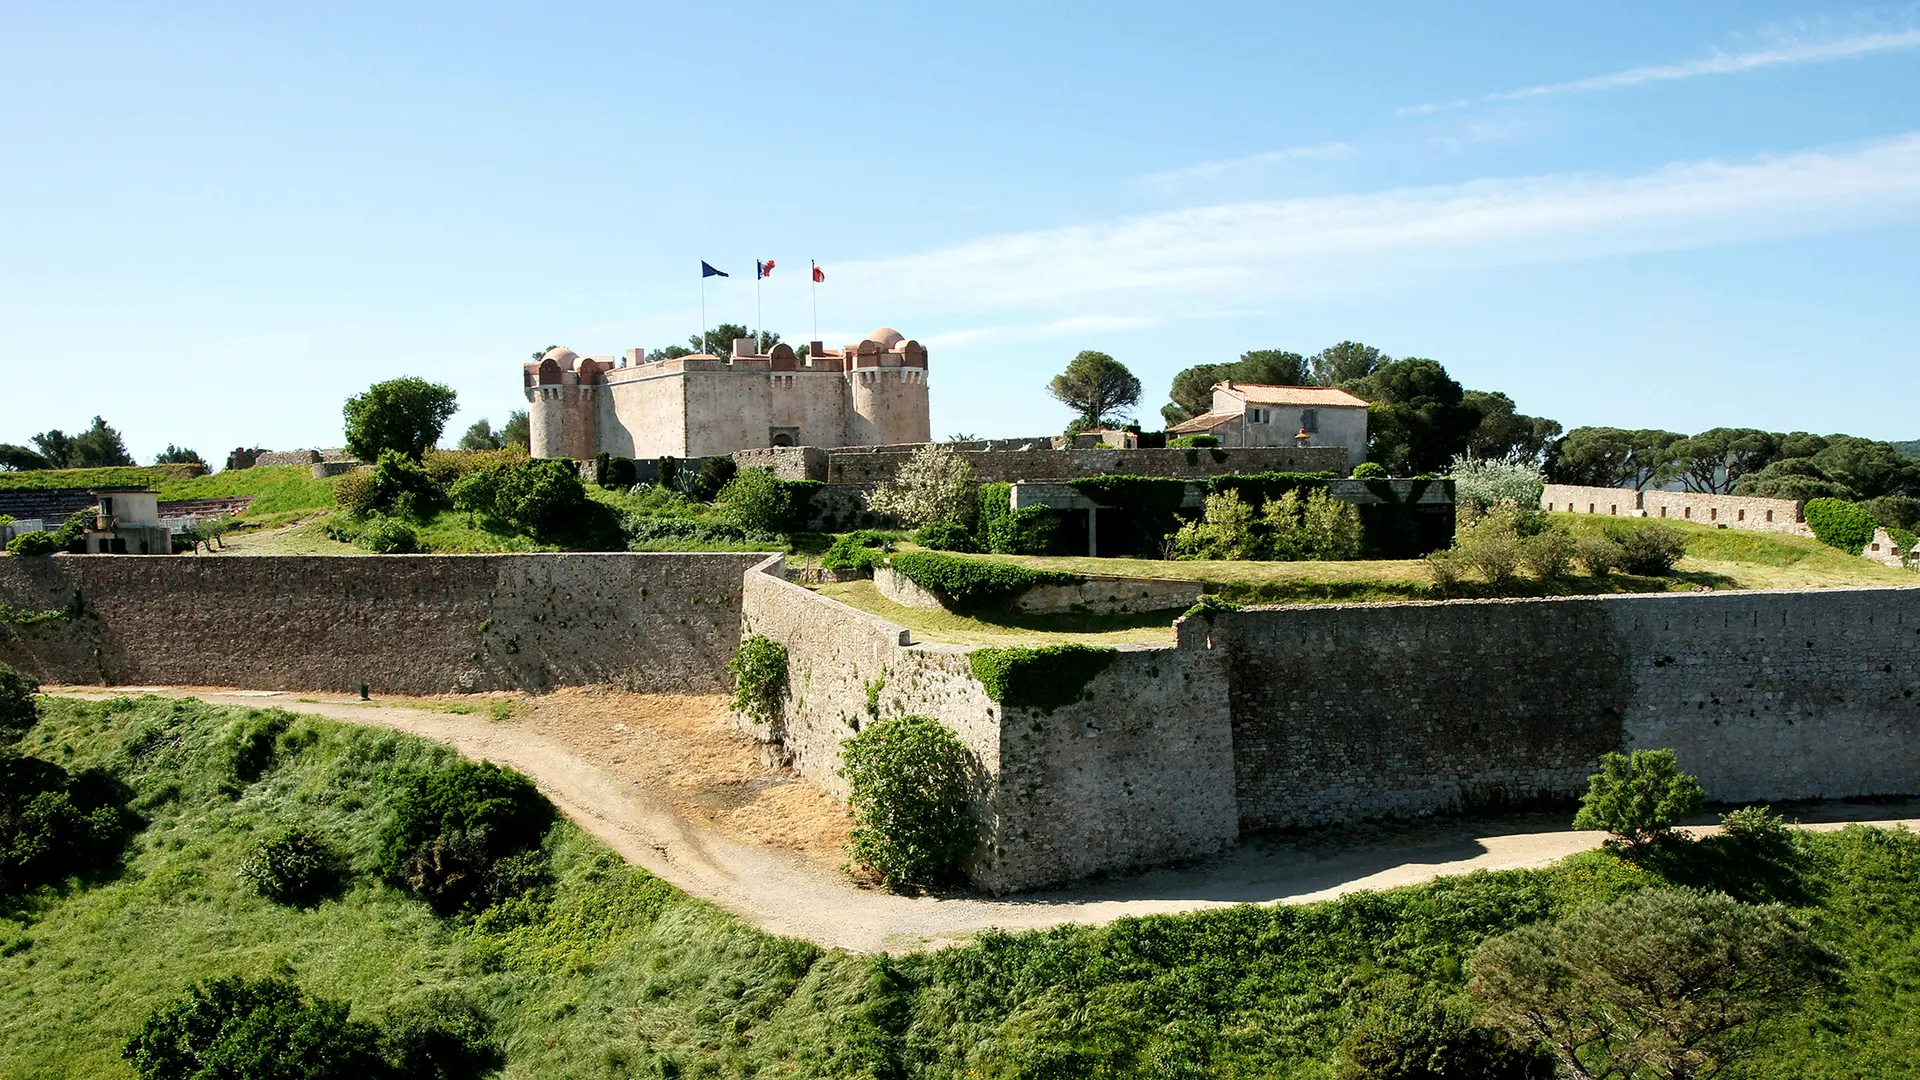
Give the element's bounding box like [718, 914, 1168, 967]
[816, 579, 1177, 646]
[0, 465, 204, 492]
[8, 695, 1920, 1079]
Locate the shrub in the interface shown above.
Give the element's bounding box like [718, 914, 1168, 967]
[498, 458, 589, 537]
[1470, 889, 1839, 1080]
[841, 715, 976, 889]
[717, 468, 792, 534]
[1339, 989, 1542, 1080]
[1518, 528, 1575, 580]
[0, 661, 37, 747]
[889, 551, 1078, 609]
[224, 710, 293, 782]
[360, 449, 444, 520]
[1607, 523, 1689, 575]
[864, 444, 979, 529]
[1804, 497, 1879, 555]
[1423, 549, 1465, 595]
[355, 516, 418, 554]
[1447, 456, 1545, 515]
[1720, 804, 1795, 856]
[1166, 434, 1221, 448]
[1573, 535, 1623, 576]
[967, 644, 1118, 711]
[691, 456, 737, 501]
[376, 761, 554, 915]
[1572, 748, 1705, 851]
[821, 530, 892, 571]
[239, 826, 344, 906]
[1, 753, 137, 896]
[1265, 487, 1365, 561]
[5, 530, 59, 557]
[52, 508, 93, 550]
[1350, 461, 1388, 480]
[1171, 490, 1261, 560]
[912, 521, 979, 552]
[331, 470, 378, 516]
[623, 516, 779, 551]
[985, 505, 1058, 555]
[1180, 594, 1240, 621]
[728, 635, 788, 724]
[376, 990, 504, 1080]
[125, 975, 387, 1080]
[1069, 476, 1189, 557]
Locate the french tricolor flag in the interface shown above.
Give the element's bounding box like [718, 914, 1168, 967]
[757, 259, 774, 279]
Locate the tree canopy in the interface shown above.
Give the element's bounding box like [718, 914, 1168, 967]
[342, 378, 459, 462]
[26, 417, 134, 470]
[1548, 427, 1685, 491]
[648, 324, 779, 361]
[1342, 358, 1482, 475]
[1162, 349, 1310, 425]
[1049, 351, 1142, 431]
[457, 419, 504, 452]
[153, 444, 204, 466]
[500, 410, 530, 452]
[1462, 390, 1563, 467]
[0, 444, 50, 471]
[1311, 340, 1390, 386]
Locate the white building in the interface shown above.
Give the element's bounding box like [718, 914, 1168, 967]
[1168, 381, 1371, 469]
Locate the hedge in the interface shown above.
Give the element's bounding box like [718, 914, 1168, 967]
[1805, 498, 1878, 556]
[889, 551, 1078, 609]
[1206, 471, 1340, 504]
[967, 644, 1118, 711]
[1069, 476, 1189, 557]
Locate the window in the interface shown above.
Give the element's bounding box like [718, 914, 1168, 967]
[100, 497, 113, 517]
[1738, 509, 1746, 521]
[1247, 407, 1271, 424]
[1300, 408, 1318, 433]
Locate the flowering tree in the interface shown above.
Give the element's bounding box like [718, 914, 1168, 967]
[865, 444, 979, 528]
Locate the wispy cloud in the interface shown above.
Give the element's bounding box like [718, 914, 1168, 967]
[1402, 28, 1920, 115]
[1136, 143, 1352, 191]
[831, 133, 1920, 314]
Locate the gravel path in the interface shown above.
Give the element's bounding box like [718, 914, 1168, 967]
[50, 687, 1920, 954]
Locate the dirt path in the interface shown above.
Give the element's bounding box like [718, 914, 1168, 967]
[48, 686, 1920, 954]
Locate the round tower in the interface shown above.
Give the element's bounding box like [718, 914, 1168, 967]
[524, 348, 596, 459]
[847, 329, 931, 446]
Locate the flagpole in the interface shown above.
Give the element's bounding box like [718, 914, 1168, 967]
[755, 264, 763, 354]
[810, 261, 819, 342]
[700, 269, 707, 357]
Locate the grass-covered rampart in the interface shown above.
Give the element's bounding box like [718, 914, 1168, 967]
[7, 694, 1920, 1078]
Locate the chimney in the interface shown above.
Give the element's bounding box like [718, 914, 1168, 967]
[732, 337, 756, 359]
[624, 347, 644, 367]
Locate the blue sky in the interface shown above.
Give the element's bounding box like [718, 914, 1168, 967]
[2, 2, 1917, 460]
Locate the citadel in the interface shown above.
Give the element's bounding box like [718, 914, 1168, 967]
[523, 328, 931, 460]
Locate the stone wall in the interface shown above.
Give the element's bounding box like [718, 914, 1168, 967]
[0, 553, 765, 695]
[1212, 587, 1920, 831]
[871, 566, 1203, 616]
[736, 556, 1239, 891]
[1543, 484, 1810, 535]
[826, 445, 1350, 485]
[732, 446, 830, 481]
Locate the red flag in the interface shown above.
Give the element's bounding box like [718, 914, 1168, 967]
[811, 261, 825, 283]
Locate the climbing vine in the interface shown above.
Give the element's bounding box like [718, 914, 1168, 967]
[967, 644, 1117, 712]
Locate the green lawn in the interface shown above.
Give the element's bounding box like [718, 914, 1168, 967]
[815, 579, 1178, 646]
[7, 694, 1920, 1078]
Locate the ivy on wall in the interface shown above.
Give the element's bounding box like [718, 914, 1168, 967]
[1068, 476, 1190, 558]
[1805, 498, 1879, 556]
[889, 552, 1078, 609]
[967, 644, 1118, 712]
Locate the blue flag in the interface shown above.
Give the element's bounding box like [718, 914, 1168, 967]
[701, 261, 728, 278]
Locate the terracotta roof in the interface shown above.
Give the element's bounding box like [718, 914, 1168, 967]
[1217, 382, 1370, 407]
[1168, 412, 1235, 434]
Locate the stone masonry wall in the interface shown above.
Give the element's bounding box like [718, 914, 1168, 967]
[1543, 484, 1810, 535]
[826, 445, 1350, 485]
[1214, 587, 1920, 831]
[0, 553, 764, 695]
[735, 556, 1239, 891]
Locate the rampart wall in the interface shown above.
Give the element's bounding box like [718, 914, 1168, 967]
[1542, 484, 1809, 535]
[825, 445, 1350, 485]
[0, 554, 764, 695]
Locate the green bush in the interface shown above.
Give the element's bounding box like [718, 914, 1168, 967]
[1573, 535, 1623, 576]
[820, 530, 892, 571]
[1350, 461, 1388, 480]
[1470, 889, 1839, 1080]
[239, 825, 344, 906]
[125, 975, 387, 1080]
[6, 530, 60, 557]
[691, 457, 738, 502]
[728, 635, 788, 724]
[360, 449, 444, 520]
[912, 521, 979, 552]
[1, 752, 137, 897]
[1720, 804, 1796, 857]
[1804, 497, 1879, 555]
[1166, 434, 1221, 448]
[717, 468, 792, 534]
[1070, 475, 1190, 557]
[376, 990, 503, 1080]
[376, 761, 554, 916]
[0, 661, 37, 746]
[967, 644, 1117, 711]
[984, 505, 1058, 555]
[1518, 529, 1575, 580]
[497, 458, 588, 538]
[52, 507, 93, 550]
[1180, 594, 1241, 621]
[841, 715, 976, 889]
[1339, 989, 1542, 1080]
[1606, 523, 1689, 575]
[355, 516, 418, 554]
[889, 551, 1078, 609]
[1572, 748, 1705, 851]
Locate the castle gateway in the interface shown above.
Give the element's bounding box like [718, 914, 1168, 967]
[523, 328, 932, 459]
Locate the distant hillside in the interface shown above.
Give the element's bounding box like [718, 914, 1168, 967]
[1895, 440, 1920, 460]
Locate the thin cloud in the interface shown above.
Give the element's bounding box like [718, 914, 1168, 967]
[1402, 28, 1920, 115]
[831, 133, 1920, 313]
[1137, 143, 1352, 190]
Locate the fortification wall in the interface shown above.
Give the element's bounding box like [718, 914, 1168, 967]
[825, 445, 1349, 485]
[1542, 484, 1809, 535]
[735, 557, 1238, 891]
[0, 554, 764, 695]
[1212, 587, 1920, 830]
